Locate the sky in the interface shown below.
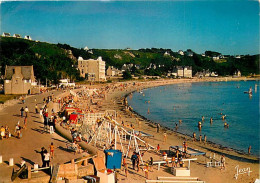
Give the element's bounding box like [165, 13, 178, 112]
[1, 1, 259, 55]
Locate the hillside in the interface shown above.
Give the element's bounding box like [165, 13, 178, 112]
[0, 37, 80, 84]
[0, 37, 259, 84]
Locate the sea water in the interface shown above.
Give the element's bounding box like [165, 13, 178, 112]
[127, 80, 259, 156]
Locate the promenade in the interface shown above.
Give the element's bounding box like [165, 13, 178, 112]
[0, 90, 82, 183]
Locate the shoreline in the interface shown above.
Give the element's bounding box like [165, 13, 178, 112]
[119, 78, 259, 160]
[125, 85, 259, 159]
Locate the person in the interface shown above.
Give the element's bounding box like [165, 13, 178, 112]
[20, 107, 24, 117]
[163, 132, 167, 143]
[143, 163, 149, 179]
[202, 116, 205, 122]
[183, 141, 188, 157]
[39, 108, 43, 118]
[163, 152, 168, 165]
[204, 134, 207, 144]
[210, 117, 213, 124]
[156, 144, 160, 154]
[149, 157, 153, 172]
[123, 156, 128, 177]
[224, 122, 227, 128]
[23, 116, 27, 129]
[49, 142, 55, 159]
[24, 106, 29, 117]
[49, 117, 54, 134]
[15, 122, 21, 139]
[157, 123, 160, 133]
[248, 146, 251, 155]
[35, 104, 38, 114]
[193, 132, 196, 142]
[198, 121, 202, 131]
[220, 155, 225, 170]
[136, 154, 140, 172]
[0, 126, 5, 140]
[39, 147, 46, 167]
[43, 150, 50, 167]
[5, 125, 10, 139]
[131, 152, 137, 170]
[175, 123, 178, 131]
[199, 135, 202, 142]
[222, 115, 226, 120]
[179, 119, 182, 124]
[43, 114, 48, 133]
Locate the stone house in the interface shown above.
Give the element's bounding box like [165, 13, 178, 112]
[106, 66, 122, 76]
[4, 66, 37, 94]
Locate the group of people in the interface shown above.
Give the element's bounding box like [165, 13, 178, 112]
[192, 132, 207, 143]
[0, 125, 10, 139]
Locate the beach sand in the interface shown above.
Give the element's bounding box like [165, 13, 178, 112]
[95, 77, 259, 183]
[0, 77, 258, 183]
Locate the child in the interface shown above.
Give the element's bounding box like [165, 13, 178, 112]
[49, 142, 55, 158]
[143, 164, 149, 179]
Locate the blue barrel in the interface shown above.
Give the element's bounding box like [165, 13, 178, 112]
[104, 149, 122, 169]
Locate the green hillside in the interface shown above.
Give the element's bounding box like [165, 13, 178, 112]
[0, 37, 259, 84]
[0, 37, 80, 84]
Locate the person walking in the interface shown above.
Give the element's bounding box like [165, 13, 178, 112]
[24, 106, 29, 117]
[43, 150, 50, 167]
[20, 107, 24, 117]
[35, 104, 38, 114]
[49, 142, 55, 159]
[157, 123, 160, 133]
[131, 152, 137, 170]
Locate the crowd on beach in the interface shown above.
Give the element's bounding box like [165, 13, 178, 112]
[1, 79, 257, 183]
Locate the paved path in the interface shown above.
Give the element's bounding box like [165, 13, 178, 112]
[0, 90, 82, 183]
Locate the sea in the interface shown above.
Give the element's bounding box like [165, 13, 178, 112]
[127, 80, 260, 156]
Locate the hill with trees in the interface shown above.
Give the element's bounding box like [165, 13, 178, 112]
[0, 37, 259, 84]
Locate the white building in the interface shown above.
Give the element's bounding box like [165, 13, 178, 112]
[2, 32, 11, 37]
[13, 34, 21, 38]
[78, 56, 106, 82]
[178, 50, 184, 56]
[24, 35, 32, 40]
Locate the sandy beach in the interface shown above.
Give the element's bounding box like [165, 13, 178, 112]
[0, 77, 258, 183]
[96, 77, 259, 183]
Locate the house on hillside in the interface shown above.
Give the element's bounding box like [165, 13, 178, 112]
[13, 34, 21, 38]
[2, 32, 11, 37]
[24, 35, 32, 40]
[164, 51, 171, 56]
[186, 50, 194, 57]
[4, 66, 37, 94]
[106, 66, 122, 76]
[78, 56, 106, 81]
[121, 64, 133, 72]
[178, 50, 184, 56]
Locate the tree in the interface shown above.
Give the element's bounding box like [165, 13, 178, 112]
[122, 71, 132, 80]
